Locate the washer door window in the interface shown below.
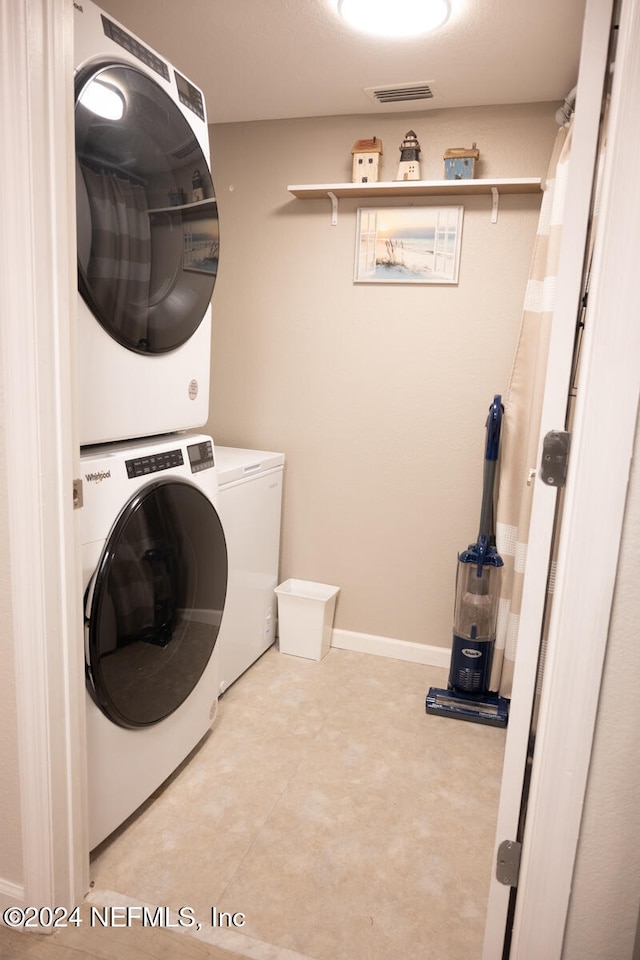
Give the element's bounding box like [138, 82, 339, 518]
[86, 479, 227, 728]
[75, 63, 219, 355]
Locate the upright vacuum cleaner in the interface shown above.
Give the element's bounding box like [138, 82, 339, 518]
[426, 395, 509, 727]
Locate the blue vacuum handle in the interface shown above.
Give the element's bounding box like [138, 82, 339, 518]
[477, 395, 504, 549]
[485, 395, 503, 462]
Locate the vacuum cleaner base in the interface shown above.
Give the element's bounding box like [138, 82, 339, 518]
[425, 687, 509, 727]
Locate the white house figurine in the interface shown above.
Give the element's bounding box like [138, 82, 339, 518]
[396, 130, 421, 181]
[351, 137, 383, 183]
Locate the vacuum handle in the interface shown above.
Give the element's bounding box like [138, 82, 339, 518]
[485, 395, 503, 462]
[478, 395, 503, 543]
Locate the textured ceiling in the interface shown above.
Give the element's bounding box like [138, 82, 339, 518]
[95, 0, 587, 124]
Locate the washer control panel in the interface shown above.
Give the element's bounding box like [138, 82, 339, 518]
[125, 449, 184, 479]
[187, 439, 214, 473]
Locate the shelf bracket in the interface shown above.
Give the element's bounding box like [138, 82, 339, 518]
[327, 191, 338, 226]
[491, 187, 499, 223]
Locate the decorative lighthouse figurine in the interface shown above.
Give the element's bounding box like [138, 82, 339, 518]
[191, 169, 205, 202]
[395, 130, 421, 181]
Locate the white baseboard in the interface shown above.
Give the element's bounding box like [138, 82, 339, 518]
[0, 877, 26, 915]
[330, 629, 451, 669]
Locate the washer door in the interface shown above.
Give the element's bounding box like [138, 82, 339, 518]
[86, 478, 227, 728]
[75, 62, 218, 355]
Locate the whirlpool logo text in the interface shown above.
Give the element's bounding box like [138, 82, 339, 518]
[84, 470, 111, 484]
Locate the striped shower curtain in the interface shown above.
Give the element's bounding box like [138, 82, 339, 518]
[490, 121, 573, 698]
[82, 166, 151, 344]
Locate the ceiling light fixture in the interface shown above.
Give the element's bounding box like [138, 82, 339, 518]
[79, 79, 125, 121]
[337, 0, 451, 38]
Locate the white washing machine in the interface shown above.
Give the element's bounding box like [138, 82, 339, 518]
[215, 448, 285, 692]
[80, 433, 228, 849]
[74, 0, 218, 445]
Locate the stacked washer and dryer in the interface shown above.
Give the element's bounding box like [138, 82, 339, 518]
[74, 2, 282, 850]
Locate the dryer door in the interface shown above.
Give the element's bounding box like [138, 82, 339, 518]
[86, 478, 227, 728]
[75, 63, 218, 355]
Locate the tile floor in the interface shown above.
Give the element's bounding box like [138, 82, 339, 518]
[1, 647, 506, 960]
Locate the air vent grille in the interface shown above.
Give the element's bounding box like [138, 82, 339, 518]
[364, 82, 436, 107]
[171, 138, 199, 160]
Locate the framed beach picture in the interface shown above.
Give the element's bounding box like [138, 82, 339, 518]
[354, 205, 463, 284]
[183, 218, 219, 275]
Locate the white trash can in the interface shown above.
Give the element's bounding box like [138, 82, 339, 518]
[274, 579, 340, 661]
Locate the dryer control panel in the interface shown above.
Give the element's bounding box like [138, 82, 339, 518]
[100, 15, 170, 81]
[175, 71, 205, 121]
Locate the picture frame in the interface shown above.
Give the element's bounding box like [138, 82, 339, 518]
[354, 205, 463, 284]
[183, 220, 219, 275]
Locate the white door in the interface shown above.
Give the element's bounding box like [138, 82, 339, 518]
[482, 0, 615, 954]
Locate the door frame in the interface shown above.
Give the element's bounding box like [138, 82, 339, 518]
[2, 0, 639, 944]
[0, 0, 88, 911]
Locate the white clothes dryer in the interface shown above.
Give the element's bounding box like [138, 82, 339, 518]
[74, 1, 219, 445]
[80, 433, 227, 849]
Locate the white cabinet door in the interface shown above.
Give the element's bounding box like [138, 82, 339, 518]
[217, 469, 284, 691]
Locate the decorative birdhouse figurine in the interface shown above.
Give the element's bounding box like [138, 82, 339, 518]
[351, 137, 383, 183]
[443, 143, 480, 180]
[396, 130, 421, 181]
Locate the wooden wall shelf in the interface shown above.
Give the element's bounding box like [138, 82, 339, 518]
[287, 178, 543, 224]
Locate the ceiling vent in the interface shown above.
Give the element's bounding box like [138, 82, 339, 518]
[364, 81, 436, 109]
[171, 138, 199, 160]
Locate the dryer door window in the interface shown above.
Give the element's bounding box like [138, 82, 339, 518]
[86, 479, 228, 728]
[75, 63, 218, 355]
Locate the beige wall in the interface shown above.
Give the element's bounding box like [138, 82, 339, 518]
[206, 103, 559, 648]
[0, 359, 24, 886]
[562, 407, 640, 960]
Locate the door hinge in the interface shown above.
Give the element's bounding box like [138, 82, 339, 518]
[540, 430, 571, 487]
[496, 839, 522, 887]
[73, 478, 83, 510]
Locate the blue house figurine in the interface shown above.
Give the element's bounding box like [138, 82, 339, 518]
[443, 143, 480, 180]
